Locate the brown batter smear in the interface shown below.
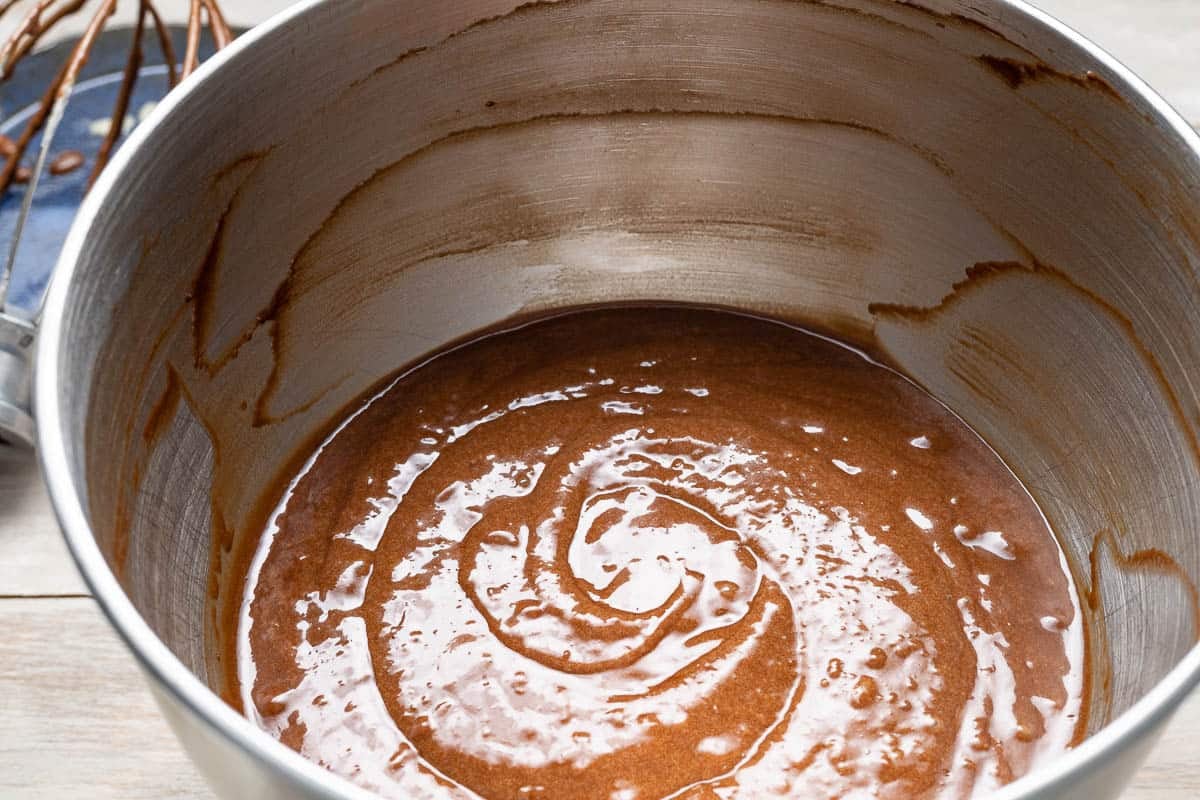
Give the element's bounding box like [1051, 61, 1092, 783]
[48, 148, 85, 176]
[975, 55, 1122, 100]
[232, 306, 1086, 799]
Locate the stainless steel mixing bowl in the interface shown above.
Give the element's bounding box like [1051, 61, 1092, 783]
[33, 0, 1200, 797]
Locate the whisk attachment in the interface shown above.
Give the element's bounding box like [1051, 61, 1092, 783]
[0, 0, 233, 446]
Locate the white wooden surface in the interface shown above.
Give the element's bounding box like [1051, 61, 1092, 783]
[1, 1, 1199, 797]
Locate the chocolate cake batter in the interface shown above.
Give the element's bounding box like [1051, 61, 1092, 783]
[233, 306, 1086, 799]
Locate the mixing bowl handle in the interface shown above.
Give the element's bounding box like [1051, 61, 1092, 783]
[0, 307, 35, 447]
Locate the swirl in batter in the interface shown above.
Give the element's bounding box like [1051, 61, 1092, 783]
[234, 306, 1086, 799]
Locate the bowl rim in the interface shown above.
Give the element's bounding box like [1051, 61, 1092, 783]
[34, 0, 1200, 798]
